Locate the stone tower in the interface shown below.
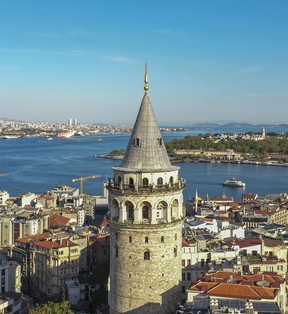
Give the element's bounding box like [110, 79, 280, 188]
[107, 64, 185, 314]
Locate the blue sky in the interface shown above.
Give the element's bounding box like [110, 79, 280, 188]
[0, 1, 287, 125]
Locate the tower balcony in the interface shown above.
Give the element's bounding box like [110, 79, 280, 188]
[106, 178, 185, 196]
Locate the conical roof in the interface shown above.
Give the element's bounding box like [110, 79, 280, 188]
[121, 91, 174, 172]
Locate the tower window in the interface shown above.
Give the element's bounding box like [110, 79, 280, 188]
[143, 206, 149, 219]
[143, 178, 149, 187]
[158, 138, 163, 145]
[161, 236, 164, 243]
[144, 250, 150, 260]
[129, 177, 134, 187]
[118, 176, 122, 184]
[170, 176, 174, 184]
[174, 246, 177, 257]
[129, 236, 132, 243]
[157, 177, 163, 186]
[134, 138, 140, 146]
[145, 237, 148, 243]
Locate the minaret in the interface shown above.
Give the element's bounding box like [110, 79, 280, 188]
[107, 64, 185, 314]
[262, 126, 266, 139]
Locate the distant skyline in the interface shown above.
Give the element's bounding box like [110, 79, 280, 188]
[0, 1, 287, 125]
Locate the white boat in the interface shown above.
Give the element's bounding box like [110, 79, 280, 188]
[56, 131, 75, 138]
[222, 178, 245, 187]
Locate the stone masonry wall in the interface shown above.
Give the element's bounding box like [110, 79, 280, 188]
[110, 220, 182, 314]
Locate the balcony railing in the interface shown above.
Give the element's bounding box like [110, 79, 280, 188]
[106, 179, 185, 194]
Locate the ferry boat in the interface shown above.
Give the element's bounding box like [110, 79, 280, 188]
[222, 178, 246, 187]
[56, 131, 75, 139]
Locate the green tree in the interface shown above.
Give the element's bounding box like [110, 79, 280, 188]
[29, 301, 74, 314]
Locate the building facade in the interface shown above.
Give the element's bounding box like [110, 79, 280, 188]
[107, 66, 185, 313]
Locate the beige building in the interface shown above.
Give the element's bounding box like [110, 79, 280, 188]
[107, 66, 185, 314]
[30, 238, 80, 300]
[0, 214, 49, 247]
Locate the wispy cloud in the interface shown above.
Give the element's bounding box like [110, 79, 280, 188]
[239, 66, 263, 73]
[0, 48, 137, 64]
[100, 55, 137, 64]
[0, 66, 19, 71]
[246, 93, 288, 97]
[70, 31, 90, 37]
[225, 92, 288, 99]
[28, 32, 61, 39]
[156, 29, 184, 36]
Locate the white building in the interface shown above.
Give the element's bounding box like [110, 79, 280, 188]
[0, 190, 9, 205]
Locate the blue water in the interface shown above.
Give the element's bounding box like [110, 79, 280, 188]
[0, 132, 287, 201]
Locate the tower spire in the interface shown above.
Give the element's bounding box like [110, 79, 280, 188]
[144, 63, 149, 92]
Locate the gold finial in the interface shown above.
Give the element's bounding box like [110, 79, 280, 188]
[144, 63, 149, 92]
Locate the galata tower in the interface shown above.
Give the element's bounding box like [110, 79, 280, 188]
[107, 64, 185, 314]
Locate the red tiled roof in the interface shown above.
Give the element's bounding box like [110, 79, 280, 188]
[34, 238, 78, 249]
[206, 283, 277, 300]
[50, 214, 70, 228]
[16, 232, 51, 244]
[226, 238, 262, 248]
[182, 238, 196, 247]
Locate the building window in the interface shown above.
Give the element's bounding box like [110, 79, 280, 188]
[145, 237, 148, 243]
[182, 260, 185, 267]
[161, 236, 164, 243]
[187, 260, 191, 266]
[118, 176, 122, 184]
[157, 177, 163, 186]
[182, 286, 186, 293]
[143, 178, 149, 187]
[170, 176, 174, 184]
[158, 138, 163, 145]
[144, 250, 150, 260]
[187, 273, 191, 281]
[174, 246, 177, 257]
[277, 265, 283, 271]
[129, 236, 132, 243]
[182, 273, 185, 281]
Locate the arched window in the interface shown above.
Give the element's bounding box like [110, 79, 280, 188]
[118, 176, 122, 184]
[128, 204, 134, 220]
[161, 236, 164, 243]
[157, 177, 163, 186]
[170, 176, 174, 184]
[143, 206, 149, 219]
[128, 177, 134, 187]
[144, 250, 150, 260]
[143, 178, 149, 187]
[129, 236, 132, 243]
[174, 246, 177, 257]
[145, 237, 148, 243]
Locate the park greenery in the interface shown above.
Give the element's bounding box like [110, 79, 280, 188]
[29, 301, 74, 314]
[165, 133, 288, 156]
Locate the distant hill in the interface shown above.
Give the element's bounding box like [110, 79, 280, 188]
[184, 122, 288, 134]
